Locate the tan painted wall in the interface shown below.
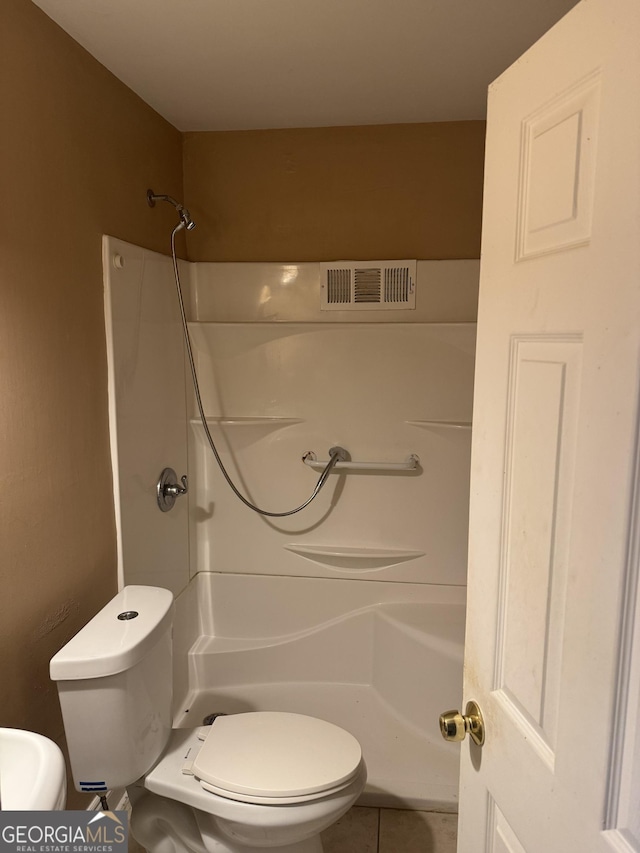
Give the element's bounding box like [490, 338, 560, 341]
[183, 122, 485, 262]
[2, 1, 484, 811]
[1, 0, 183, 806]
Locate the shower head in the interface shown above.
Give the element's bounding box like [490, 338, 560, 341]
[177, 206, 196, 231]
[147, 189, 196, 231]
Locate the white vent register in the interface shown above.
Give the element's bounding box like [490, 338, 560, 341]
[320, 261, 416, 310]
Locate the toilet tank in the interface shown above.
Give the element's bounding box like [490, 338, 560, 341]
[50, 586, 174, 794]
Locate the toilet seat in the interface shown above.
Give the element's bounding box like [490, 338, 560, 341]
[191, 712, 362, 805]
[197, 774, 361, 806]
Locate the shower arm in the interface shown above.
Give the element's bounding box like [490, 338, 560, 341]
[148, 189, 195, 231]
[147, 190, 181, 209]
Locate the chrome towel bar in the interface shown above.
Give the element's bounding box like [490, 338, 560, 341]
[302, 448, 420, 472]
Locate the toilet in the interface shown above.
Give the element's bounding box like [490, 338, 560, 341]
[50, 586, 366, 853]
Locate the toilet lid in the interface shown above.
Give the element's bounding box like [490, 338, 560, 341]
[191, 712, 362, 799]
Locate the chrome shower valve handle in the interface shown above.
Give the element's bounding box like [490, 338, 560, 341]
[157, 468, 189, 512]
[164, 475, 188, 498]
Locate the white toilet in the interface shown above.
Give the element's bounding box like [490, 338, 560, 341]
[50, 585, 366, 853]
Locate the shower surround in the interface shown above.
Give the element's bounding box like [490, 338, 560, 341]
[103, 236, 478, 811]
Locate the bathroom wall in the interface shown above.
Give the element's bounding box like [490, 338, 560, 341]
[0, 0, 183, 807]
[4, 0, 485, 812]
[183, 122, 486, 262]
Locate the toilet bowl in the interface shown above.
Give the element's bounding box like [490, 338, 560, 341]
[133, 724, 366, 852]
[50, 586, 366, 853]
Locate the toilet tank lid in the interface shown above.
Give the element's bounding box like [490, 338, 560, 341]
[50, 586, 174, 681]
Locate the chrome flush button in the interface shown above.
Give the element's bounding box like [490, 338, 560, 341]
[117, 611, 139, 621]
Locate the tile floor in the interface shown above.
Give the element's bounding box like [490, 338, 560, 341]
[128, 805, 458, 852]
[321, 806, 458, 853]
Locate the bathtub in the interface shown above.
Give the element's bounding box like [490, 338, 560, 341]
[172, 573, 465, 811]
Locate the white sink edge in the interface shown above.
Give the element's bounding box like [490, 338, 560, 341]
[0, 727, 67, 810]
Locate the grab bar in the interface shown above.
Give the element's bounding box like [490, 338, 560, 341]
[302, 448, 420, 472]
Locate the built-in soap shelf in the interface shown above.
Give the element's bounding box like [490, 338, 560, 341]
[406, 419, 472, 430]
[283, 544, 424, 571]
[189, 417, 303, 446]
[190, 417, 303, 427]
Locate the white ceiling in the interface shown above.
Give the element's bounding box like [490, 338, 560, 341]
[32, 0, 579, 132]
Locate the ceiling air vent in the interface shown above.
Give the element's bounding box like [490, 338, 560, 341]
[321, 261, 416, 311]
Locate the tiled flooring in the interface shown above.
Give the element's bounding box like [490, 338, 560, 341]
[128, 805, 458, 852]
[321, 806, 458, 853]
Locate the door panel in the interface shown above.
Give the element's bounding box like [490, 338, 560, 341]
[497, 338, 581, 765]
[488, 800, 528, 853]
[458, 2, 640, 851]
[515, 71, 601, 260]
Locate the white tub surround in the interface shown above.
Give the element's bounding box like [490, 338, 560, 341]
[172, 573, 465, 811]
[187, 261, 476, 586]
[103, 237, 191, 595]
[103, 239, 477, 813]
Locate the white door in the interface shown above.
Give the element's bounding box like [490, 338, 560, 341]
[457, 1, 640, 850]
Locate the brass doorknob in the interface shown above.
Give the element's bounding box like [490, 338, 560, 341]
[439, 700, 485, 746]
